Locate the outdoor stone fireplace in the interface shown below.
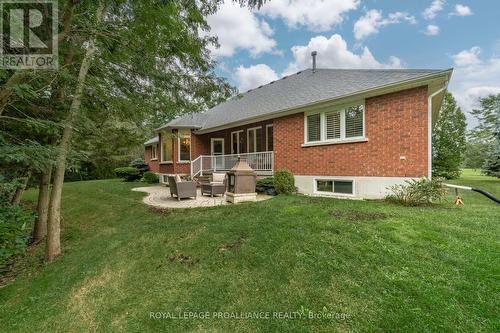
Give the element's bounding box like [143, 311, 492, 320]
[226, 157, 257, 203]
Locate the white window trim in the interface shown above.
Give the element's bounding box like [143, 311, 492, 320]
[211, 138, 225, 155]
[265, 124, 273, 152]
[302, 138, 368, 147]
[151, 144, 158, 160]
[313, 178, 355, 197]
[247, 126, 262, 153]
[160, 133, 173, 164]
[304, 101, 366, 146]
[230, 130, 243, 154]
[178, 130, 191, 163]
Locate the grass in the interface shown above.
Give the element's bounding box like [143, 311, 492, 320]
[0, 171, 498, 332]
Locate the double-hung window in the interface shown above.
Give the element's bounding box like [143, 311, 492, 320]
[178, 129, 191, 162]
[305, 103, 365, 144]
[161, 132, 173, 163]
[151, 144, 157, 160]
[266, 124, 273, 151]
[307, 113, 321, 142]
[247, 126, 262, 153]
[345, 105, 364, 138]
[231, 130, 244, 154]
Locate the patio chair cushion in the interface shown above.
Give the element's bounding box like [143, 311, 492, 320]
[211, 173, 225, 184]
[174, 174, 182, 183]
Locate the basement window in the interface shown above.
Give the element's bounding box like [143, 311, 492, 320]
[315, 179, 354, 196]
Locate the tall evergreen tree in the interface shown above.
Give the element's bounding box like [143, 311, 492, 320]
[470, 94, 500, 177]
[432, 92, 467, 179]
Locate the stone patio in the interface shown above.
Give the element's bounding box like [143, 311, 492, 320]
[132, 185, 272, 209]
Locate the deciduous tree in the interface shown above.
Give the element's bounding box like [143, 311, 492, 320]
[2, 0, 263, 261]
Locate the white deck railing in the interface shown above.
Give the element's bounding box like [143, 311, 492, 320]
[190, 151, 274, 177]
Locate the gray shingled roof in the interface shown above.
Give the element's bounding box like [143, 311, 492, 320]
[160, 68, 451, 132]
[164, 112, 208, 129]
[144, 136, 159, 146]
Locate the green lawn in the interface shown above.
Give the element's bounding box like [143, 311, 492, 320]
[0, 172, 499, 332]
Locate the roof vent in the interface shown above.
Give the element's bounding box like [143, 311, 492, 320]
[311, 51, 317, 73]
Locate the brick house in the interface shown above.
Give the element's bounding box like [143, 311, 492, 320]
[144, 67, 452, 198]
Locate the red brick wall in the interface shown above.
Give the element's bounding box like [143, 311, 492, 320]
[152, 120, 273, 175]
[194, 120, 273, 155]
[191, 130, 210, 157]
[144, 145, 159, 173]
[274, 86, 428, 177]
[157, 130, 191, 175]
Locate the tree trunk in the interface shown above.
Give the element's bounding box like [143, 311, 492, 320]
[58, 0, 81, 43]
[33, 164, 52, 242]
[46, 1, 104, 262]
[11, 170, 31, 206]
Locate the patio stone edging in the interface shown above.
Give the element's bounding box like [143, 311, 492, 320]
[132, 186, 271, 209]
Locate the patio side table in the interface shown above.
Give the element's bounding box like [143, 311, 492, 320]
[201, 183, 226, 197]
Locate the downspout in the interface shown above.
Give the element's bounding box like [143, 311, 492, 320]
[427, 84, 447, 179]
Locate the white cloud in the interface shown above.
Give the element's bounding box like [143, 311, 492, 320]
[284, 34, 403, 75]
[450, 4, 473, 16]
[423, 0, 445, 20]
[448, 48, 500, 126]
[234, 64, 279, 91]
[205, 2, 276, 58]
[424, 24, 440, 36]
[258, 0, 360, 32]
[452, 46, 481, 66]
[353, 9, 416, 40]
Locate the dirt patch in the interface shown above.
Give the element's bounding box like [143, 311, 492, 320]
[0, 242, 44, 288]
[167, 250, 199, 266]
[149, 206, 173, 216]
[330, 209, 389, 222]
[218, 235, 246, 254]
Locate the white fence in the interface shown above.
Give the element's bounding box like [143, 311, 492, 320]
[191, 151, 274, 177]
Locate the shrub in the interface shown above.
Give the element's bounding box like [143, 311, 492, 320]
[114, 166, 141, 181]
[142, 171, 159, 184]
[256, 177, 277, 196]
[129, 158, 149, 174]
[0, 204, 34, 272]
[386, 178, 447, 206]
[274, 170, 295, 194]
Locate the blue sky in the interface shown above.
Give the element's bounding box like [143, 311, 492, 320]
[205, 0, 500, 126]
